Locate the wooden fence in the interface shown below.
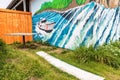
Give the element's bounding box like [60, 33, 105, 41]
[0, 9, 32, 44]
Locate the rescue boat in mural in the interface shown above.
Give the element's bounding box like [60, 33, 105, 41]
[37, 18, 55, 33]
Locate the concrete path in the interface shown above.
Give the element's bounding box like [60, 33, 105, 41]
[36, 51, 104, 80]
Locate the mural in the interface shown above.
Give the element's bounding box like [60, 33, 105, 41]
[35, 0, 73, 14]
[85, 0, 120, 8]
[35, 0, 120, 14]
[32, 1, 120, 50]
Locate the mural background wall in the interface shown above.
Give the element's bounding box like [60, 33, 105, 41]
[32, 0, 120, 50]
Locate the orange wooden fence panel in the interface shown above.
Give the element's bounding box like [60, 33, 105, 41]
[0, 9, 32, 44]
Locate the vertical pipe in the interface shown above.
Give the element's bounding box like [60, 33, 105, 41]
[23, 35, 25, 45]
[23, 0, 26, 11]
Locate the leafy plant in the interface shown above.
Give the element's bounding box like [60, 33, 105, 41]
[74, 43, 120, 69]
[111, 41, 120, 49]
[0, 39, 7, 54]
[74, 46, 95, 63]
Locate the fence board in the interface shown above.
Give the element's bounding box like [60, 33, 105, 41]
[0, 9, 32, 44]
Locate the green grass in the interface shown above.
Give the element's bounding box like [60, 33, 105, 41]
[35, 0, 72, 14]
[2, 41, 120, 80]
[0, 43, 78, 80]
[0, 39, 7, 54]
[24, 41, 120, 80]
[46, 41, 120, 80]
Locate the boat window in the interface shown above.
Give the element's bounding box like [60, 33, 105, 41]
[41, 19, 47, 23]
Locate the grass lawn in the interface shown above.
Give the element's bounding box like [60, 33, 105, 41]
[15, 41, 120, 80]
[1, 40, 120, 80]
[0, 42, 78, 80]
[48, 43, 120, 80]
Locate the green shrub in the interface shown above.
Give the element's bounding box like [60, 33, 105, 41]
[111, 41, 120, 49]
[74, 43, 120, 69]
[0, 39, 7, 54]
[94, 46, 120, 69]
[74, 46, 95, 63]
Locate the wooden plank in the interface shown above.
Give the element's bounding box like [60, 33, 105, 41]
[17, 14, 22, 43]
[5, 13, 14, 43]
[24, 14, 28, 42]
[1, 12, 7, 43]
[21, 14, 26, 33]
[27, 14, 32, 41]
[12, 13, 19, 43]
[0, 12, 5, 39]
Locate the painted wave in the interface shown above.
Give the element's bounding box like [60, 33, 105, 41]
[32, 2, 120, 50]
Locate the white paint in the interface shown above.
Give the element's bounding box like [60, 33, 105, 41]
[30, 0, 52, 15]
[37, 51, 105, 80]
[0, 0, 12, 8]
